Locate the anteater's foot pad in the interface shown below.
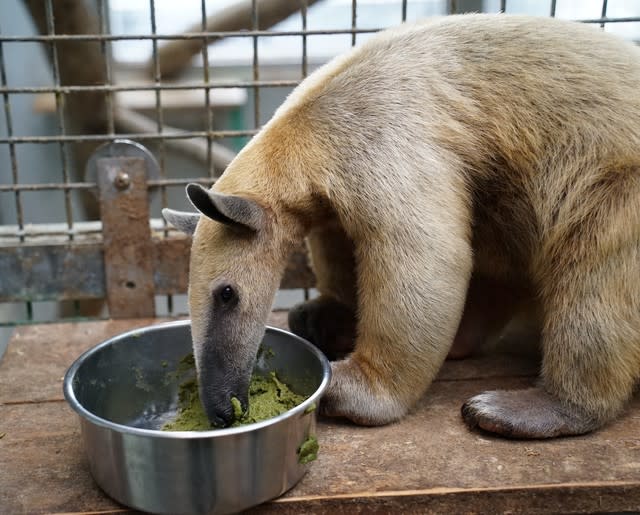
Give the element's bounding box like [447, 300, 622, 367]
[461, 387, 597, 439]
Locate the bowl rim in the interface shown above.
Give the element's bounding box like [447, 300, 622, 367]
[63, 319, 331, 439]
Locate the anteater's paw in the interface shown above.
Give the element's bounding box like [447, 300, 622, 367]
[288, 296, 356, 360]
[320, 358, 406, 426]
[461, 388, 597, 439]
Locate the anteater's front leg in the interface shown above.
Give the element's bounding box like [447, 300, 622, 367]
[288, 221, 358, 360]
[322, 225, 473, 425]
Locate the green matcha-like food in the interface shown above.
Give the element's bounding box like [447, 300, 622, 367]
[162, 358, 307, 431]
[297, 435, 319, 464]
[230, 396, 243, 420]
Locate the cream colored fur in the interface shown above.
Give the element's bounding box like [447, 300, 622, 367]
[171, 14, 640, 436]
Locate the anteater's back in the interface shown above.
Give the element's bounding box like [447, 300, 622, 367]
[275, 14, 640, 279]
[295, 14, 640, 178]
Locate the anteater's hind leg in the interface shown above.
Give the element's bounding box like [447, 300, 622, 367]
[463, 164, 640, 438]
[462, 263, 640, 437]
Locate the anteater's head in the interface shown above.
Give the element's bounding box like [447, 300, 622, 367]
[163, 183, 292, 427]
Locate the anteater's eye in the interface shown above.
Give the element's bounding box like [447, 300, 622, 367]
[219, 285, 234, 303]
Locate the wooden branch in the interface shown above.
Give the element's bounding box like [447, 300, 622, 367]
[23, 0, 108, 219]
[151, 0, 322, 79]
[23, 0, 108, 132]
[114, 107, 236, 172]
[0, 233, 315, 302]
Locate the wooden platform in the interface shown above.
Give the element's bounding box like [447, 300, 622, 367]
[1, 314, 640, 514]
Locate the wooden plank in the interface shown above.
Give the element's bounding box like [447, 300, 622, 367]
[252, 483, 640, 514]
[152, 237, 191, 294]
[2, 318, 639, 514]
[0, 318, 164, 405]
[3, 378, 640, 514]
[0, 243, 105, 302]
[0, 402, 129, 515]
[288, 382, 640, 497]
[0, 239, 315, 302]
[0, 314, 288, 405]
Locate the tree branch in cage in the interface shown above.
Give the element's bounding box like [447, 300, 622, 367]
[23, 0, 108, 133]
[23, 0, 108, 219]
[23, 0, 238, 218]
[150, 0, 322, 80]
[113, 107, 236, 173]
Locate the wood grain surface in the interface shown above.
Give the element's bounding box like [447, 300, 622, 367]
[1, 315, 639, 514]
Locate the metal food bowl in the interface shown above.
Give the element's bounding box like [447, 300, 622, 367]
[63, 320, 331, 515]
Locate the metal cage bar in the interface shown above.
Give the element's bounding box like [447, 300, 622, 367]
[149, 0, 168, 210]
[200, 0, 215, 179]
[0, 80, 302, 94]
[301, 0, 309, 78]
[98, 0, 115, 135]
[0, 129, 258, 144]
[252, 0, 260, 129]
[45, 0, 75, 242]
[148, 0, 172, 312]
[0, 28, 392, 44]
[0, 15, 635, 45]
[0, 35, 24, 239]
[351, 0, 358, 46]
[600, 0, 609, 29]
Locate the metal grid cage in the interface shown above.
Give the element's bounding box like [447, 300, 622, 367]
[0, 0, 639, 328]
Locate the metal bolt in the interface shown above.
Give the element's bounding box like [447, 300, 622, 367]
[113, 171, 131, 191]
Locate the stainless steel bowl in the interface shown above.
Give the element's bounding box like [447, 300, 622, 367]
[63, 320, 331, 515]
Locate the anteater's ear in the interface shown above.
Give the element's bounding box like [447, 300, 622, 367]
[162, 208, 200, 235]
[186, 183, 264, 232]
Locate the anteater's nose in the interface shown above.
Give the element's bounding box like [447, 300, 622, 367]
[208, 410, 231, 428]
[198, 359, 249, 427]
[198, 383, 233, 428]
[202, 396, 235, 428]
[203, 402, 234, 428]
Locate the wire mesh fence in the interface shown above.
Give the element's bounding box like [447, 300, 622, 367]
[0, 0, 638, 328]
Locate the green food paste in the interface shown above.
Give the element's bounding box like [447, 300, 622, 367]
[162, 358, 307, 431]
[230, 396, 243, 419]
[297, 435, 319, 464]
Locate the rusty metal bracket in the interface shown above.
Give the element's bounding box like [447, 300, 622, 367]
[97, 156, 155, 318]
